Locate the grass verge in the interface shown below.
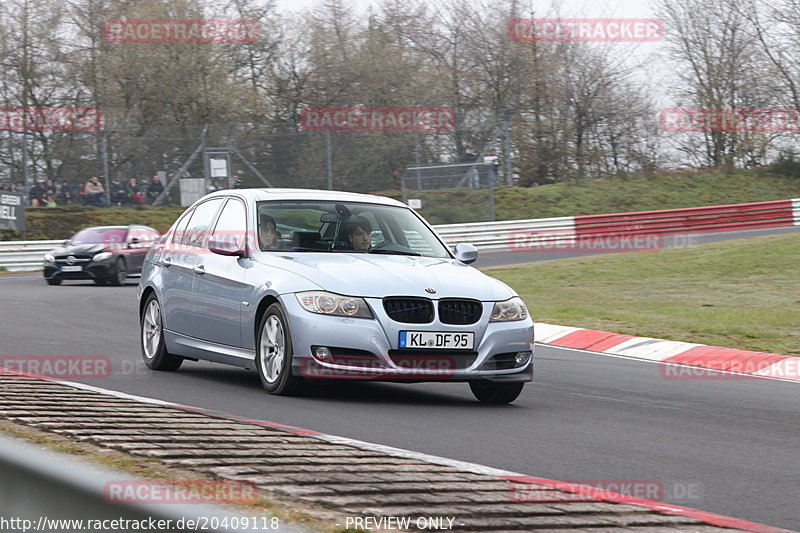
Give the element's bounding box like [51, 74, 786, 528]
[482, 232, 800, 356]
[392, 169, 800, 224]
[3, 169, 800, 239]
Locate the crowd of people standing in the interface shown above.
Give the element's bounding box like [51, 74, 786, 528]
[0, 175, 167, 207]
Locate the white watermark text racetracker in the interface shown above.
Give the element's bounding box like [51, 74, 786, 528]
[341, 516, 460, 530]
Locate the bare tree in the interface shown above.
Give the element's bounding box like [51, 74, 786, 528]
[656, 0, 778, 168]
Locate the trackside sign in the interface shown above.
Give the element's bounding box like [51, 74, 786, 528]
[0, 192, 25, 232]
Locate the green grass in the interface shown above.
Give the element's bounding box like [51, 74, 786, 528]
[388, 169, 800, 224]
[0, 205, 185, 241]
[482, 232, 800, 356]
[2, 168, 800, 239]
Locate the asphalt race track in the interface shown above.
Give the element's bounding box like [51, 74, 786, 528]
[1, 227, 798, 531]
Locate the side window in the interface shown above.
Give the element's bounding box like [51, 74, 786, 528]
[183, 198, 224, 248]
[134, 228, 158, 247]
[172, 210, 194, 245]
[212, 198, 247, 248]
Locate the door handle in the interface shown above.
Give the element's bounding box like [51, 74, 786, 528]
[193, 265, 206, 275]
[162, 257, 171, 267]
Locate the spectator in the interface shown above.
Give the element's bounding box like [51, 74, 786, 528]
[44, 179, 57, 200]
[29, 181, 47, 206]
[127, 178, 143, 205]
[57, 180, 75, 205]
[9, 183, 18, 193]
[84, 176, 105, 207]
[484, 150, 500, 187]
[461, 147, 480, 188]
[110, 178, 127, 206]
[146, 175, 164, 204]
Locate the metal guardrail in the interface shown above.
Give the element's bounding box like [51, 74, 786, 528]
[2, 199, 799, 271]
[433, 216, 575, 250]
[0, 240, 63, 272]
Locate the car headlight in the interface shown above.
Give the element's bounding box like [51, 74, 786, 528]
[490, 297, 528, 322]
[92, 252, 112, 262]
[43, 253, 55, 263]
[296, 291, 373, 318]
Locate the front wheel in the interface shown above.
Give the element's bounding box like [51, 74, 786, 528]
[109, 258, 127, 286]
[469, 381, 524, 404]
[140, 294, 182, 371]
[256, 304, 304, 395]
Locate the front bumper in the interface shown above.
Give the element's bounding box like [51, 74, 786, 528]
[282, 295, 535, 382]
[44, 262, 114, 281]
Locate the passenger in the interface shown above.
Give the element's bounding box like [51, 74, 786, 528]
[346, 217, 372, 251]
[259, 214, 280, 249]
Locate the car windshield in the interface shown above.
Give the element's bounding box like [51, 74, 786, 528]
[71, 228, 127, 245]
[256, 201, 450, 258]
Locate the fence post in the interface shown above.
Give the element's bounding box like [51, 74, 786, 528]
[414, 132, 422, 190]
[487, 179, 496, 221]
[502, 109, 513, 186]
[21, 133, 30, 190]
[325, 131, 333, 190]
[101, 128, 110, 207]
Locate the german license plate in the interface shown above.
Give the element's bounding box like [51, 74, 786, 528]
[399, 331, 474, 349]
[61, 265, 83, 272]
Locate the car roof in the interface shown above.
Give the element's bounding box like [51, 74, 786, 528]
[203, 188, 409, 208]
[79, 225, 158, 232]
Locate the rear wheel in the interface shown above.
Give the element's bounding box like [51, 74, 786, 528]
[109, 258, 126, 286]
[140, 294, 182, 371]
[256, 304, 304, 395]
[469, 381, 524, 404]
[46, 278, 62, 286]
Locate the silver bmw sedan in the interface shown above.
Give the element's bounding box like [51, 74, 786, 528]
[137, 189, 534, 403]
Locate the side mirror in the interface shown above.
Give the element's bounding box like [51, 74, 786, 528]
[454, 243, 478, 264]
[63, 240, 70, 246]
[209, 234, 244, 257]
[128, 237, 140, 247]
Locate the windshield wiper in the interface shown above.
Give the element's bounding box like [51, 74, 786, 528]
[367, 248, 421, 256]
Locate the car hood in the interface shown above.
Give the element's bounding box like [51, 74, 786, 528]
[49, 243, 106, 256]
[258, 252, 515, 300]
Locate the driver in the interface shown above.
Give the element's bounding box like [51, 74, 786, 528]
[346, 217, 372, 251]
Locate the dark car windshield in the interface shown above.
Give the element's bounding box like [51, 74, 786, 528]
[256, 201, 450, 258]
[71, 228, 127, 245]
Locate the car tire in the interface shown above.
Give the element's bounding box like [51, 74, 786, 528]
[469, 381, 524, 404]
[109, 257, 126, 286]
[140, 294, 182, 371]
[256, 303, 304, 396]
[46, 278, 62, 286]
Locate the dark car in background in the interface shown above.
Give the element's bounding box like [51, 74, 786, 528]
[43, 225, 160, 286]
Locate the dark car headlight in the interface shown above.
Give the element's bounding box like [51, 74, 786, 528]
[296, 291, 373, 318]
[490, 297, 528, 322]
[92, 252, 113, 262]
